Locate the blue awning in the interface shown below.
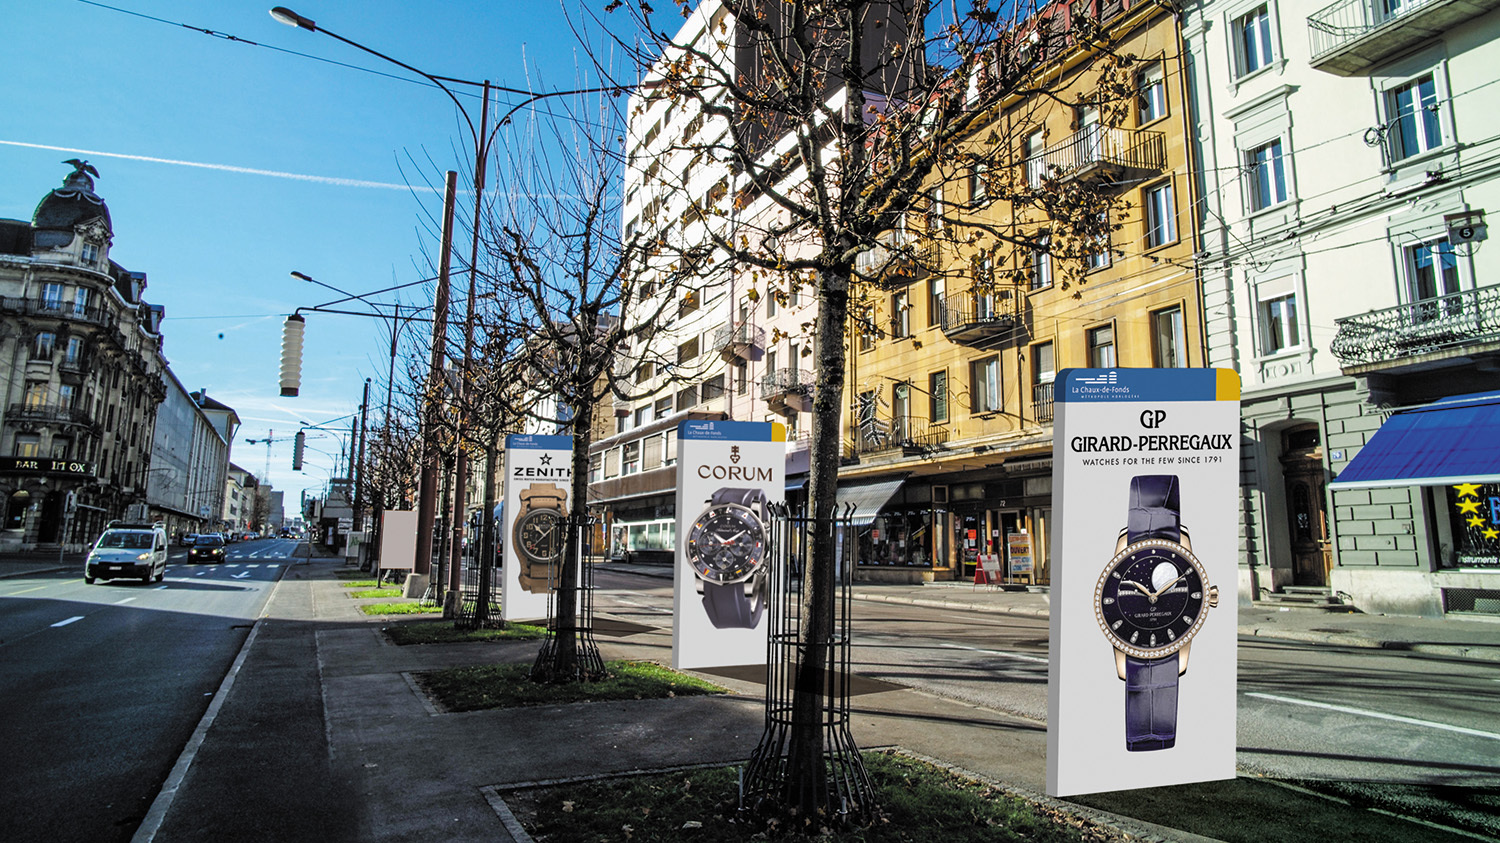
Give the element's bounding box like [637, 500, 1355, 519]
[1331, 391, 1500, 489]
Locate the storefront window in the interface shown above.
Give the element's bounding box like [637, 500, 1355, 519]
[857, 507, 932, 567]
[1444, 483, 1500, 568]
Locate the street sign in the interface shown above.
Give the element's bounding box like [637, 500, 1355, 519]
[337, 517, 354, 532]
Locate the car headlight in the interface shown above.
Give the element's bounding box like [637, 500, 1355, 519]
[137, 552, 151, 561]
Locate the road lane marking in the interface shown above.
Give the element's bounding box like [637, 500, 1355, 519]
[7, 585, 46, 595]
[232, 572, 250, 579]
[1246, 692, 1500, 741]
[115, 597, 136, 604]
[155, 585, 169, 591]
[51, 616, 84, 627]
[939, 642, 1048, 664]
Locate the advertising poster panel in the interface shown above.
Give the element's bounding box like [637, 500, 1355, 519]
[378, 509, 417, 572]
[1047, 369, 1240, 797]
[502, 433, 574, 622]
[672, 420, 785, 670]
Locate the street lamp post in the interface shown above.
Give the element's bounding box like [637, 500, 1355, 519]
[270, 6, 629, 613]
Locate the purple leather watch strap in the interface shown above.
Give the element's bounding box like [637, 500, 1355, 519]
[1127, 475, 1181, 543]
[1124, 653, 1179, 751]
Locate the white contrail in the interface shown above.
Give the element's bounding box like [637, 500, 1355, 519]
[0, 139, 438, 192]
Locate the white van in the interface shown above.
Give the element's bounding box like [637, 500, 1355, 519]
[85, 521, 169, 584]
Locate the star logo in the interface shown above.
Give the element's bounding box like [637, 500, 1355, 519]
[1454, 483, 1482, 498]
[1468, 516, 1485, 529]
[539, 454, 552, 466]
[1485, 528, 1500, 541]
[1458, 498, 1483, 515]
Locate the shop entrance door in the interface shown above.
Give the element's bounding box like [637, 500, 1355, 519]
[1281, 425, 1331, 587]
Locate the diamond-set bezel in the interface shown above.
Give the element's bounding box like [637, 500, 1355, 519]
[1094, 537, 1211, 659]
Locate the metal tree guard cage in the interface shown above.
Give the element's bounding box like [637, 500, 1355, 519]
[530, 514, 606, 682]
[741, 503, 874, 823]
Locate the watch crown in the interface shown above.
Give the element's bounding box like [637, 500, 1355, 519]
[1208, 585, 1219, 608]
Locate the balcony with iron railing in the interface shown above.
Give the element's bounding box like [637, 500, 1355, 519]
[1023, 124, 1166, 189]
[853, 413, 950, 457]
[7, 402, 98, 429]
[1032, 380, 1055, 423]
[940, 288, 1024, 348]
[0, 296, 111, 327]
[711, 321, 765, 361]
[760, 367, 815, 411]
[855, 229, 933, 287]
[1329, 284, 1500, 370]
[1308, 0, 1498, 76]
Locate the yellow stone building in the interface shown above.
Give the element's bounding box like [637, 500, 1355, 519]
[842, 0, 1202, 584]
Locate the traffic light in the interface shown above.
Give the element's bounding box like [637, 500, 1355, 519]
[293, 431, 306, 471]
[279, 314, 304, 397]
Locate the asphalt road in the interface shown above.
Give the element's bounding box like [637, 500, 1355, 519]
[592, 567, 1500, 837]
[0, 539, 297, 843]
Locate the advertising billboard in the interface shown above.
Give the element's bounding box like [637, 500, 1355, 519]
[502, 434, 574, 622]
[672, 420, 786, 670]
[1047, 368, 1240, 797]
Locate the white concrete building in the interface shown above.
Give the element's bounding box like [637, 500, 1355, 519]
[1185, 0, 1500, 614]
[146, 368, 232, 540]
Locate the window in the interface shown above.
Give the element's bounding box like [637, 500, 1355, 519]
[1386, 74, 1443, 161]
[701, 374, 725, 401]
[735, 361, 749, 395]
[1152, 307, 1188, 368]
[969, 356, 1001, 413]
[605, 446, 621, 479]
[1406, 238, 1460, 321]
[892, 383, 911, 437]
[1235, 5, 1275, 76]
[643, 433, 663, 469]
[891, 291, 910, 338]
[73, 287, 90, 315]
[664, 428, 678, 465]
[1139, 63, 1167, 124]
[622, 441, 641, 475]
[13, 435, 39, 458]
[31, 332, 55, 361]
[970, 161, 989, 203]
[1086, 213, 1112, 271]
[677, 336, 699, 364]
[929, 370, 949, 423]
[1024, 131, 1047, 188]
[679, 288, 700, 318]
[1087, 325, 1116, 367]
[635, 361, 654, 385]
[1033, 341, 1056, 386]
[766, 289, 778, 317]
[1260, 293, 1300, 353]
[634, 406, 649, 428]
[789, 284, 800, 309]
[59, 385, 75, 409]
[589, 453, 603, 483]
[41, 283, 64, 311]
[64, 337, 83, 366]
[928, 277, 946, 327]
[1143, 182, 1176, 248]
[1031, 235, 1053, 290]
[676, 385, 698, 411]
[927, 186, 945, 231]
[1246, 140, 1288, 211]
[23, 382, 46, 408]
[81, 242, 98, 264]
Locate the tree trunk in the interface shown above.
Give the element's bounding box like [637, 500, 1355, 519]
[787, 263, 852, 811]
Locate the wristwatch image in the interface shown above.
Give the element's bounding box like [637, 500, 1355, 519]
[1095, 475, 1218, 752]
[686, 487, 770, 629]
[513, 482, 567, 593]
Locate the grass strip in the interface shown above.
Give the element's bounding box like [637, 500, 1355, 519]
[359, 602, 443, 616]
[383, 620, 549, 646]
[510, 751, 1120, 842]
[350, 587, 403, 599]
[416, 660, 727, 713]
[340, 580, 380, 588]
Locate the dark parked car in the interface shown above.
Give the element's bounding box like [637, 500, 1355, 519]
[188, 533, 227, 563]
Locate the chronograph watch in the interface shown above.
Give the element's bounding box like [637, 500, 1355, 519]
[686, 487, 770, 629]
[512, 482, 567, 594]
[1096, 475, 1218, 752]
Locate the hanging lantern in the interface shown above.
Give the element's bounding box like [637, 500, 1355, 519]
[280, 314, 305, 397]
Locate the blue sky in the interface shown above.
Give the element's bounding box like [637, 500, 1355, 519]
[1, 0, 617, 504]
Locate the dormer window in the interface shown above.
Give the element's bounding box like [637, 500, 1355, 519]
[81, 242, 99, 264]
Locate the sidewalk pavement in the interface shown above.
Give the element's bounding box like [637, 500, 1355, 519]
[128, 556, 1500, 843]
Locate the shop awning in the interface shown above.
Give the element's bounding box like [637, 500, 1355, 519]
[835, 477, 905, 526]
[1331, 391, 1500, 489]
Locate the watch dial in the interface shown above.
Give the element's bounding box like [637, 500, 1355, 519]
[688, 505, 764, 584]
[1096, 540, 1208, 658]
[517, 510, 564, 563]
